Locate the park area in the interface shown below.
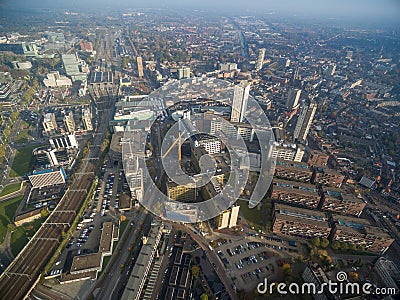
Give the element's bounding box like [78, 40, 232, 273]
[0, 195, 24, 243]
[10, 146, 35, 177]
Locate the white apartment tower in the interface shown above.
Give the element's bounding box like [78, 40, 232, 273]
[231, 81, 251, 123]
[294, 102, 317, 142]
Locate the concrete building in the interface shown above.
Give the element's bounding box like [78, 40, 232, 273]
[294, 102, 317, 142]
[167, 177, 196, 202]
[62, 53, 88, 82]
[272, 203, 331, 239]
[14, 208, 43, 227]
[49, 134, 78, 150]
[11, 61, 32, 70]
[43, 71, 72, 88]
[217, 205, 240, 230]
[0, 42, 38, 56]
[312, 168, 345, 188]
[307, 150, 330, 167]
[219, 62, 237, 72]
[88, 71, 116, 99]
[28, 168, 67, 189]
[191, 133, 221, 155]
[374, 258, 400, 292]
[231, 81, 250, 123]
[122, 221, 164, 300]
[255, 48, 266, 71]
[332, 215, 394, 254]
[43, 112, 58, 135]
[286, 88, 301, 110]
[272, 179, 321, 209]
[63, 111, 75, 133]
[177, 67, 190, 79]
[275, 159, 313, 182]
[320, 187, 366, 216]
[272, 142, 305, 162]
[82, 108, 93, 131]
[137, 56, 144, 78]
[302, 264, 331, 300]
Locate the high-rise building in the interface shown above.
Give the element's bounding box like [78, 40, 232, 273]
[137, 56, 144, 78]
[82, 108, 93, 131]
[294, 102, 317, 142]
[177, 67, 190, 79]
[256, 48, 266, 71]
[43, 113, 58, 135]
[285, 88, 302, 109]
[217, 205, 240, 230]
[64, 111, 75, 133]
[231, 81, 251, 123]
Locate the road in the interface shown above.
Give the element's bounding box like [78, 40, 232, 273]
[92, 211, 150, 300]
[173, 223, 239, 300]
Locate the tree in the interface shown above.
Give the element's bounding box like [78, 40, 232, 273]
[200, 294, 208, 300]
[311, 237, 321, 248]
[7, 223, 16, 232]
[191, 265, 200, 279]
[41, 208, 50, 218]
[331, 240, 340, 250]
[349, 272, 359, 282]
[320, 238, 329, 248]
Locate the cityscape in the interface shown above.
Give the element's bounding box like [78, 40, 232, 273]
[0, 1, 399, 299]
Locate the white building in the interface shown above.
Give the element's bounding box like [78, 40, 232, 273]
[231, 81, 251, 123]
[43, 71, 72, 88]
[82, 108, 93, 131]
[272, 142, 304, 162]
[256, 48, 266, 71]
[294, 102, 317, 142]
[43, 112, 57, 135]
[286, 88, 301, 110]
[64, 111, 75, 133]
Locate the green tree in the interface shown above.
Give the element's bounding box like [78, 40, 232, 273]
[311, 237, 321, 248]
[320, 238, 329, 248]
[7, 223, 16, 232]
[200, 294, 208, 300]
[41, 208, 50, 218]
[331, 241, 340, 250]
[191, 265, 200, 279]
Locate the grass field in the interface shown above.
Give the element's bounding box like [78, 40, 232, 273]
[0, 195, 24, 243]
[10, 217, 44, 256]
[0, 182, 21, 197]
[10, 146, 36, 177]
[15, 130, 30, 143]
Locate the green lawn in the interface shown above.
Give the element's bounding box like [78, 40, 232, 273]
[10, 146, 36, 177]
[10, 217, 44, 256]
[15, 130, 30, 143]
[0, 182, 22, 197]
[238, 199, 265, 231]
[0, 195, 24, 243]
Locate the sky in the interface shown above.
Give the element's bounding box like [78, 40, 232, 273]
[1, 0, 400, 24]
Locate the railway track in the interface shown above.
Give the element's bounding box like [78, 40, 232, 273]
[0, 98, 115, 300]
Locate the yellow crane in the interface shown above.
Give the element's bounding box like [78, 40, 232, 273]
[162, 131, 184, 161]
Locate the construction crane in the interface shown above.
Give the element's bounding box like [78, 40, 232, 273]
[162, 131, 184, 161]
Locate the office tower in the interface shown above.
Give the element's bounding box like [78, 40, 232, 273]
[325, 64, 336, 76]
[217, 205, 240, 230]
[256, 48, 266, 71]
[285, 88, 302, 109]
[294, 102, 317, 142]
[64, 111, 75, 133]
[137, 56, 144, 78]
[231, 81, 251, 123]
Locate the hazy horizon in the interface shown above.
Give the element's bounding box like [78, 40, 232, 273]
[1, 0, 399, 25]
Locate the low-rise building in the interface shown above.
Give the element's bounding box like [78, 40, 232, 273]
[320, 187, 366, 216]
[312, 168, 345, 188]
[275, 159, 313, 182]
[332, 215, 394, 254]
[272, 203, 331, 239]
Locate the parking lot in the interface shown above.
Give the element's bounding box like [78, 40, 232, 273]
[46, 162, 132, 278]
[215, 238, 288, 292]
